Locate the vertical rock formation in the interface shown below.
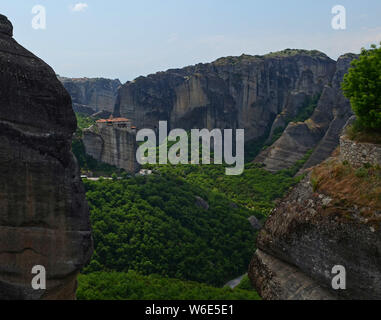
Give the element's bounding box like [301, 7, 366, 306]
[83, 120, 139, 173]
[114, 50, 336, 143]
[255, 54, 358, 171]
[0, 14, 93, 300]
[111, 51, 360, 172]
[59, 77, 121, 116]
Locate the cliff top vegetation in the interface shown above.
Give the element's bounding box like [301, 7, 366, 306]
[342, 43, 381, 137]
[213, 49, 330, 66]
[311, 158, 381, 212]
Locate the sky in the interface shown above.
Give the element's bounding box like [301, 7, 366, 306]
[1, 0, 380, 83]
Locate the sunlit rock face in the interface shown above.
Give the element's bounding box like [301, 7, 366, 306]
[0, 14, 93, 300]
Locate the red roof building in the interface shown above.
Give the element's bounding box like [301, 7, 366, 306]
[96, 117, 130, 124]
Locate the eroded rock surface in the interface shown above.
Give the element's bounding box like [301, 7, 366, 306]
[249, 164, 381, 300]
[249, 250, 336, 300]
[83, 124, 139, 173]
[59, 77, 121, 115]
[114, 50, 336, 142]
[113, 49, 359, 171]
[256, 54, 358, 171]
[0, 14, 93, 300]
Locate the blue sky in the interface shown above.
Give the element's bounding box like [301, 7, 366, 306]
[1, 0, 380, 82]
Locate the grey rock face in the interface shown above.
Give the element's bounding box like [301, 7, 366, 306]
[0, 15, 93, 300]
[249, 250, 336, 300]
[256, 53, 358, 172]
[114, 50, 336, 142]
[114, 50, 359, 172]
[249, 173, 381, 300]
[83, 124, 139, 173]
[59, 77, 121, 115]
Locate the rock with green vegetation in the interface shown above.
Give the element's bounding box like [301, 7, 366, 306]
[249, 149, 381, 300]
[114, 49, 360, 172]
[83, 123, 139, 174]
[72, 113, 125, 176]
[115, 50, 336, 144]
[255, 53, 358, 172]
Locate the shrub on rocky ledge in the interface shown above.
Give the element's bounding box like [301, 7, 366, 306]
[342, 43, 381, 132]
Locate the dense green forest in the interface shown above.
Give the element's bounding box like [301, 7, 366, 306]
[82, 174, 259, 286]
[74, 112, 309, 299]
[80, 161, 305, 292]
[146, 162, 303, 214]
[77, 271, 261, 300]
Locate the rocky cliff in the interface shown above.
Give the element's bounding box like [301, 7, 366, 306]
[249, 146, 381, 300]
[256, 54, 357, 172]
[114, 50, 337, 142]
[59, 77, 121, 116]
[0, 14, 93, 300]
[83, 124, 139, 173]
[113, 50, 358, 171]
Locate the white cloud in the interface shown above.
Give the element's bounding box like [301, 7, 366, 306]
[71, 3, 88, 12]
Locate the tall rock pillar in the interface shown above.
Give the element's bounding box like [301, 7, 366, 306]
[0, 14, 93, 300]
